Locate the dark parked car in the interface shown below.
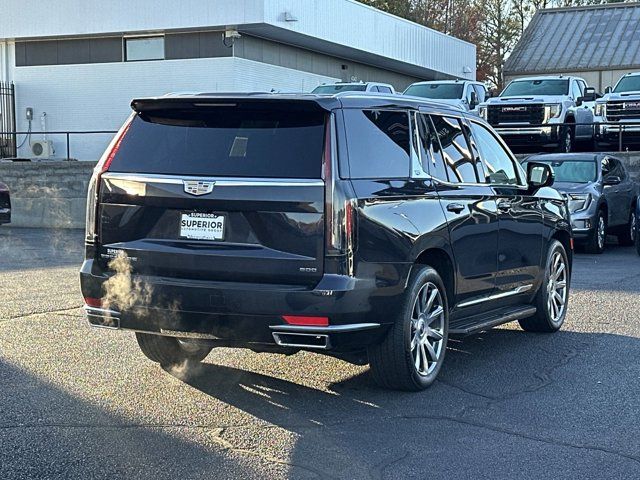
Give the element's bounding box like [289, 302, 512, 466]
[0, 181, 10, 225]
[523, 153, 637, 254]
[80, 93, 572, 391]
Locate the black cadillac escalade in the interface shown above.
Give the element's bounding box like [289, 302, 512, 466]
[80, 93, 572, 391]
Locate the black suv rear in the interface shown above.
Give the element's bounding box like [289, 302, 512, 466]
[81, 93, 573, 391]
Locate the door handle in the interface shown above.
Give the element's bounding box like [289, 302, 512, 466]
[446, 203, 465, 213]
[497, 200, 512, 211]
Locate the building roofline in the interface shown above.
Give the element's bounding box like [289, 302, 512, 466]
[538, 1, 640, 14]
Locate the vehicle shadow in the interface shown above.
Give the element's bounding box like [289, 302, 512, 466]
[0, 359, 268, 480]
[177, 328, 640, 478]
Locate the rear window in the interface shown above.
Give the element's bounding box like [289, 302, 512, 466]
[343, 109, 411, 179]
[109, 105, 326, 178]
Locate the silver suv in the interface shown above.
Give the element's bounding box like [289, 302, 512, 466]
[478, 76, 596, 152]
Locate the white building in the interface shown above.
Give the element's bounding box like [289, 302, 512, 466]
[0, 0, 475, 160]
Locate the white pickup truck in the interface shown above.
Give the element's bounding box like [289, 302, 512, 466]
[594, 72, 640, 150]
[403, 80, 488, 113]
[477, 76, 597, 152]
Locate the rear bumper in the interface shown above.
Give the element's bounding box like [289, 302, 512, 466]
[79, 259, 410, 352]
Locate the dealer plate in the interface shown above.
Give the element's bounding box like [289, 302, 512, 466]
[180, 213, 225, 241]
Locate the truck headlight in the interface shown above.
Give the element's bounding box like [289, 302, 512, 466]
[568, 194, 592, 213]
[478, 106, 487, 120]
[595, 103, 606, 117]
[544, 104, 562, 122]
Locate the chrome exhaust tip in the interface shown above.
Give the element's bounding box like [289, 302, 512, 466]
[272, 332, 330, 350]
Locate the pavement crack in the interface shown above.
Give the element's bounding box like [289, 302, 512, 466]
[2, 305, 83, 322]
[369, 451, 410, 480]
[400, 414, 640, 466]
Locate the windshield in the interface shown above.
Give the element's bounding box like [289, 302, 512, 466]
[404, 83, 464, 99]
[524, 159, 596, 183]
[501, 79, 569, 97]
[613, 76, 640, 93]
[312, 84, 367, 94]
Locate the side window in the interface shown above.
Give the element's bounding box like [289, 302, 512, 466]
[343, 109, 411, 179]
[417, 114, 449, 181]
[370, 86, 380, 92]
[571, 81, 582, 100]
[430, 115, 478, 183]
[469, 122, 520, 185]
[608, 158, 626, 179]
[378, 86, 393, 94]
[601, 157, 611, 178]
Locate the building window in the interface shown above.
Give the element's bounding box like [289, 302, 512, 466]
[124, 36, 165, 61]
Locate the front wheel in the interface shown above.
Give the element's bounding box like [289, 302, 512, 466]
[585, 210, 606, 254]
[368, 265, 449, 391]
[617, 209, 636, 247]
[519, 240, 570, 333]
[136, 333, 212, 367]
[556, 126, 573, 153]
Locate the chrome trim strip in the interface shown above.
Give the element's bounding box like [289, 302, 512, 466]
[84, 305, 121, 318]
[495, 127, 551, 135]
[456, 284, 533, 309]
[102, 172, 324, 187]
[269, 323, 381, 334]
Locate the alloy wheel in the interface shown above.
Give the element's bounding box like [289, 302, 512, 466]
[547, 251, 568, 323]
[597, 215, 606, 250]
[563, 129, 572, 153]
[410, 282, 445, 376]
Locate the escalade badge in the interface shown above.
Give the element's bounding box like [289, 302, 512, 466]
[183, 180, 215, 196]
[502, 106, 527, 112]
[624, 102, 640, 110]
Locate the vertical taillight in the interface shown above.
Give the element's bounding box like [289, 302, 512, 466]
[85, 114, 134, 246]
[324, 114, 356, 260]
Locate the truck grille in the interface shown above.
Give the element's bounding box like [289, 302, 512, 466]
[487, 104, 544, 126]
[606, 101, 640, 121]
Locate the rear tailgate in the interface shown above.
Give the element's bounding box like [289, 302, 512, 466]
[97, 99, 327, 287]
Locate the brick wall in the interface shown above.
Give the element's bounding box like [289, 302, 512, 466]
[0, 161, 96, 228]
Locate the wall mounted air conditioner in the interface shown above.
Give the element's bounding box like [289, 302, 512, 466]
[30, 140, 54, 159]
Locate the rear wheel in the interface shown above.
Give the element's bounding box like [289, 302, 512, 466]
[519, 240, 569, 333]
[136, 333, 212, 367]
[585, 210, 606, 254]
[617, 209, 636, 246]
[368, 265, 448, 391]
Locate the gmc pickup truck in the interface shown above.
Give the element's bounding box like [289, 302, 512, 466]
[594, 72, 640, 149]
[478, 76, 596, 152]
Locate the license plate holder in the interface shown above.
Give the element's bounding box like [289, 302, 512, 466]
[180, 213, 225, 241]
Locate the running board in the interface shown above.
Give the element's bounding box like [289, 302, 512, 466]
[449, 305, 537, 336]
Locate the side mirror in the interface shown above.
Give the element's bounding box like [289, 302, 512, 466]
[604, 175, 621, 186]
[527, 162, 554, 192]
[579, 88, 597, 104]
[604, 86, 612, 94]
[469, 91, 478, 109]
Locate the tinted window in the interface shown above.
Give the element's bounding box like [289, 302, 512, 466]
[343, 109, 410, 179]
[417, 114, 449, 181]
[501, 79, 569, 97]
[614, 75, 640, 93]
[125, 36, 165, 61]
[470, 122, 519, 185]
[608, 157, 626, 179]
[430, 115, 478, 183]
[109, 106, 326, 178]
[404, 83, 464, 100]
[378, 86, 393, 94]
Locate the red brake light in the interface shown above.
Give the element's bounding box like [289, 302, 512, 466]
[282, 316, 329, 327]
[101, 117, 133, 173]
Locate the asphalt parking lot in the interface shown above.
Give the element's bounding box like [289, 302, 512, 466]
[1, 227, 640, 480]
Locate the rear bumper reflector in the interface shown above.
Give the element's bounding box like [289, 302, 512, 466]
[282, 315, 329, 327]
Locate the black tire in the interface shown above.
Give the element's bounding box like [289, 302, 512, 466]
[636, 222, 640, 256]
[368, 265, 449, 391]
[585, 210, 606, 254]
[556, 125, 573, 153]
[519, 240, 570, 333]
[136, 333, 212, 367]
[617, 208, 636, 247]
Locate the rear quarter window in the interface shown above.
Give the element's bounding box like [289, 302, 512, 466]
[108, 105, 326, 178]
[342, 109, 411, 179]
